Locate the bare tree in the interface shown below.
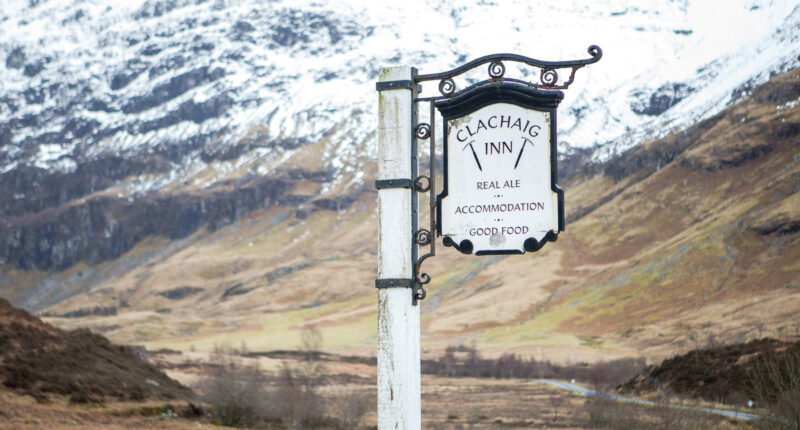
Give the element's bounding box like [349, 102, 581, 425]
[299, 324, 324, 420]
[329, 387, 372, 429]
[279, 325, 326, 428]
[654, 388, 684, 430]
[549, 393, 566, 423]
[201, 345, 275, 427]
[300, 324, 324, 376]
[749, 346, 800, 429]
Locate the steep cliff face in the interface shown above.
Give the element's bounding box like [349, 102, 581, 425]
[1, 176, 294, 270]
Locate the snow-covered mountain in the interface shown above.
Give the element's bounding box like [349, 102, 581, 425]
[1, 0, 799, 273]
[2, 0, 799, 181]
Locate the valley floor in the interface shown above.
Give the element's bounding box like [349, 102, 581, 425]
[0, 384, 754, 430]
[2, 348, 760, 430]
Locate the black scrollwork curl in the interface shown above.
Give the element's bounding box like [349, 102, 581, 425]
[415, 123, 430, 140]
[417, 272, 431, 285]
[488, 60, 505, 79]
[540, 68, 559, 87]
[438, 78, 455, 97]
[414, 175, 430, 192]
[415, 229, 432, 246]
[588, 45, 602, 58]
[415, 284, 427, 301]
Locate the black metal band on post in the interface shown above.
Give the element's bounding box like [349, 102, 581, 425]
[376, 80, 414, 91]
[375, 179, 414, 189]
[375, 278, 415, 289]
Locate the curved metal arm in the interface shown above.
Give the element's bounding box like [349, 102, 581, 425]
[415, 45, 602, 82]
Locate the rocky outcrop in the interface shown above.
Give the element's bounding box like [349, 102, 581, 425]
[756, 217, 800, 236]
[110, 59, 150, 90]
[5, 47, 25, 69]
[630, 82, 694, 116]
[603, 132, 692, 181]
[199, 137, 312, 162]
[147, 55, 186, 80]
[680, 142, 774, 172]
[558, 146, 598, 181]
[0, 155, 172, 219]
[221, 256, 338, 299]
[0, 176, 292, 271]
[0, 159, 354, 273]
[268, 9, 344, 47]
[311, 195, 356, 211]
[122, 66, 225, 114]
[41, 306, 118, 318]
[158, 286, 203, 300]
[752, 79, 800, 105]
[133, 93, 233, 134]
[600, 109, 728, 181]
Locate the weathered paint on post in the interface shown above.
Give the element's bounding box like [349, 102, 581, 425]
[376, 66, 421, 430]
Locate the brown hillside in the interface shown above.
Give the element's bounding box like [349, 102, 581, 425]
[9, 67, 800, 364]
[0, 298, 192, 403]
[619, 338, 800, 404]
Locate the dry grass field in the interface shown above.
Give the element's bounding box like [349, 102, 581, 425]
[0, 353, 764, 430]
[0, 347, 764, 430]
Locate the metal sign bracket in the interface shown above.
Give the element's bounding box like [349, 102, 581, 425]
[408, 46, 602, 305]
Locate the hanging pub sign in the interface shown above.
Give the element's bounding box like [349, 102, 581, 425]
[435, 84, 564, 255]
[396, 47, 601, 298]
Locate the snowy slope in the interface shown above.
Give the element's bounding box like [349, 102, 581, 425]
[1, 0, 799, 194]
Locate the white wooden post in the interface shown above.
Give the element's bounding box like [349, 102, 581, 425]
[376, 66, 421, 430]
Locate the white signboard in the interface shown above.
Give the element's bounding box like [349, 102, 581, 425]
[437, 91, 564, 255]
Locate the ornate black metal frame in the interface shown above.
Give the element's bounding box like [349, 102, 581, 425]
[435, 83, 565, 256]
[407, 46, 602, 305]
